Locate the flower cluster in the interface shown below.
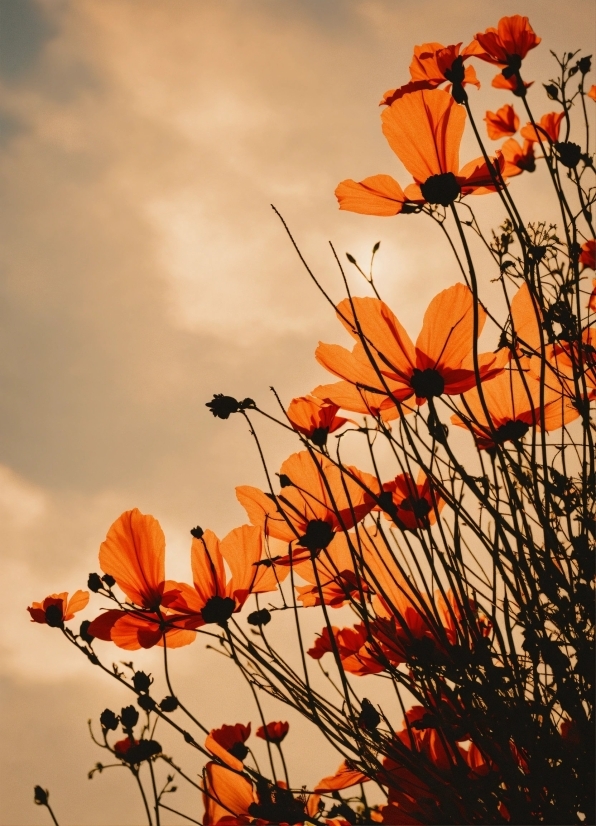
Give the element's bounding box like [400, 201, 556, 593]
[29, 14, 594, 826]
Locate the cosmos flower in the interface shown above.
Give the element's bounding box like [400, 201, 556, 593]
[256, 721, 289, 744]
[484, 104, 519, 139]
[27, 591, 89, 627]
[379, 471, 445, 531]
[286, 395, 351, 446]
[501, 138, 536, 177]
[520, 112, 564, 144]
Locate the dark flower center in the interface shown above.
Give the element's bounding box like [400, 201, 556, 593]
[420, 172, 461, 206]
[247, 608, 271, 627]
[228, 741, 249, 760]
[410, 368, 445, 399]
[494, 419, 530, 444]
[517, 152, 536, 173]
[555, 142, 582, 169]
[310, 426, 330, 447]
[249, 783, 306, 825]
[201, 595, 236, 626]
[401, 496, 431, 519]
[122, 739, 162, 765]
[358, 698, 381, 731]
[44, 604, 64, 627]
[298, 519, 335, 553]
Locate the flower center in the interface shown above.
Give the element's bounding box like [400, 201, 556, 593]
[201, 595, 236, 626]
[410, 368, 445, 399]
[420, 172, 461, 206]
[298, 519, 335, 553]
[494, 419, 530, 444]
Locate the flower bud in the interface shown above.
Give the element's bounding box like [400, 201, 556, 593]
[132, 671, 153, 694]
[120, 705, 139, 730]
[100, 708, 119, 731]
[33, 786, 49, 806]
[87, 573, 103, 593]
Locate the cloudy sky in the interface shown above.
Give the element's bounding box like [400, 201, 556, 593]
[0, 0, 592, 823]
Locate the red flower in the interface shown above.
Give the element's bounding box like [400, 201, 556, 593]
[113, 737, 138, 757]
[520, 112, 564, 144]
[501, 138, 536, 177]
[286, 395, 351, 445]
[28, 590, 89, 626]
[237, 450, 378, 549]
[205, 723, 252, 769]
[484, 104, 519, 139]
[315, 284, 508, 415]
[579, 239, 595, 271]
[256, 721, 289, 744]
[469, 15, 541, 67]
[380, 471, 445, 531]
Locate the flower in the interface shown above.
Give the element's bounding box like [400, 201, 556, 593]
[589, 279, 596, 313]
[206, 723, 252, 766]
[314, 761, 369, 792]
[86, 509, 195, 650]
[28, 590, 89, 627]
[484, 104, 519, 139]
[451, 366, 574, 451]
[380, 41, 480, 106]
[379, 471, 445, 531]
[286, 395, 351, 446]
[579, 239, 595, 271]
[470, 15, 541, 67]
[163, 525, 287, 631]
[202, 762, 257, 825]
[501, 138, 536, 177]
[315, 284, 508, 415]
[336, 89, 504, 216]
[236, 451, 378, 550]
[307, 623, 385, 676]
[491, 73, 533, 96]
[256, 721, 289, 744]
[588, 85, 596, 102]
[520, 112, 564, 145]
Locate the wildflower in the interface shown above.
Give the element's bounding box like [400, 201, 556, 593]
[315, 284, 508, 415]
[491, 73, 534, 95]
[451, 366, 574, 450]
[207, 723, 251, 764]
[379, 471, 445, 531]
[27, 591, 89, 627]
[114, 737, 161, 765]
[484, 104, 519, 139]
[588, 85, 596, 102]
[501, 138, 536, 177]
[314, 761, 369, 792]
[520, 112, 564, 144]
[579, 239, 595, 271]
[86, 509, 195, 650]
[380, 41, 480, 106]
[205, 394, 255, 419]
[307, 624, 385, 676]
[202, 762, 257, 825]
[468, 15, 540, 96]
[256, 721, 289, 744]
[286, 395, 351, 446]
[164, 525, 287, 630]
[237, 450, 378, 550]
[337, 88, 504, 216]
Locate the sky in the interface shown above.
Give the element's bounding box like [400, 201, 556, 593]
[0, 0, 593, 823]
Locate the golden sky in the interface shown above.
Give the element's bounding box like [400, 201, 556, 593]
[0, 1, 593, 823]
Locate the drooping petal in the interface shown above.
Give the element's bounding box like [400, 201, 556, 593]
[314, 761, 369, 792]
[313, 380, 401, 420]
[335, 175, 406, 216]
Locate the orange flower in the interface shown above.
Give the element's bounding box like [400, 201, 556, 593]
[163, 525, 287, 631]
[202, 762, 256, 825]
[451, 367, 575, 451]
[313, 379, 402, 423]
[316, 284, 508, 415]
[87, 509, 195, 650]
[501, 138, 536, 177]
[286, 395, 351, 446]
[307, 623, 385, 676]
[537, 328, 596, 403]
[314, 760, 369, 792]
[236, 451, 378, 551]
[379, 471, 445, 531]
[484, 104, 519, 139]
[380, 42, 480, 106]
[588, 85, 596, 102]
[469, 15, 541, 67]
[28, 590, 89, 626]
[336, 89, 504, 216]
[579, 239, 595, 270]
[520, 112, 564, 144]
[491, 73, 533, 95]
[256, 721, 289, 744]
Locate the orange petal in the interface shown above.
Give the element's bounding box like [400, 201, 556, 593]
[415, 283, 482, 371]
[203, 762, 256, 825]
[381, 89, 465, 182]
[335, 175, 406, 216]
[236, 485, 297, 543]
[99, 509, 165, 607]
[314, 760, 369, 792]
[64, 589, 90, 620]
